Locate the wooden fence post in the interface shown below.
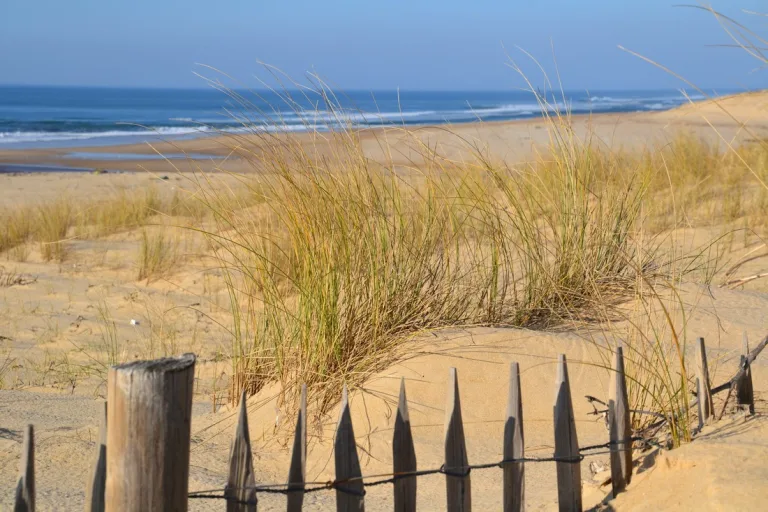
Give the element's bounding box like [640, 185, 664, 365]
[608, 347, 631, 496]
[554, 354, 581, 512]
[696, 337, 713, 430]
[14, 424, 34, 512]
[393, 378, 417, 512]
[503, 362, 524, 512]
[225, 391, 257, 511]
[105, 354, 196, 512]
[445, 367, 470, 512]
[736, 332, 755, 414]
[287, 384, 307, 512]
[335, 385, 364, 512]
[85, 402, 107, 512]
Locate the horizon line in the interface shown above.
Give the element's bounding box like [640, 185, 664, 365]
[0, 82, 749, 94]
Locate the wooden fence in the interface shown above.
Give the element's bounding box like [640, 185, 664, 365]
[10, 334, 762, 512]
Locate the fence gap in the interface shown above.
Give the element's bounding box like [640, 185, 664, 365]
[225, 391, 257, 511]
[554, 354, 581, 512]
[393, 378, 417, 512]
[106, 353, 195, 512]
[736, 332, 755, 414]
[608, 347, 632, 496]
[503, 362, 524, 512]
[335, 384, 364, 512]
[444, 367, 471, 512]
[287, 384, 307, 512]
[85, 402, 107, 512]
[14, 424, 35, 512]
[696, 337, 713, 430]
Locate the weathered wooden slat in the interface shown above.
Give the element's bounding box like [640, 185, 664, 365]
[393, 378, 417, 512]
[105, 354, 195, 512]
[14, 424, 34, 512]
[287, 384, 307, 512]
[444, 367, 470, 512]
[608, 347, 632, 496]
[554, 354, 581, 512]
[736, 332, 755, 414]
[225, 391, 257, 511]
[335, 385, 364, 512]
[503, 362, 524, 512]
[696, 337, 713, 430]
[85, 402, 107, 512]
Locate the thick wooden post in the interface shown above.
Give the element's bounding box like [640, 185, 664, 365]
[85, 402, 107, 512]
[608, 347, 632, 496]
[503, 362, 524, 512]
[393, 378, 417, 512]
[554, 354, 581, 512]
[14, 424, 34, 512]
[736, 332, 755, 414]
[287, 384, 307, 512]
[335, 385, 364, 512]
[696, 337, 713, 430]
[106, 354, 195, 512]
[225, 391, 257, 511]
[445, 367, 470, 512]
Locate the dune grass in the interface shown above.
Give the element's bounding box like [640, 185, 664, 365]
[190, 96, 669, 414]
[137, 228, 181, 282]
[181, 79, 768, 443]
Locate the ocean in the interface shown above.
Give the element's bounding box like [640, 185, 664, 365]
[0, 85, 721, 149]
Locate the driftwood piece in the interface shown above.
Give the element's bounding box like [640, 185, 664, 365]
[608, 347, 632, 496]
[445, 367, 470, 512]
[712, 332, 768, 395]
[393, 379, 417, 512]
[14, 424, 34, 512]
[287, 384, 307, 512]
[85, 402, 107, 512]
[105, 354, 195, 512]
[503, 362, 524, 512]
[554, 355, 581, 512]
[225, 391, 257, 511]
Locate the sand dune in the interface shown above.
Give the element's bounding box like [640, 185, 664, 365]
[1, 95, 768, 510]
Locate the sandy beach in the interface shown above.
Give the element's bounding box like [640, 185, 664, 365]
[1, 93, 768, 511]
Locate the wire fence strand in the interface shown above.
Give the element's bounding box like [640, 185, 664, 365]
[188, 436, 643, 503]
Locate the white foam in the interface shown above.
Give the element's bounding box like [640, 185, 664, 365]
[0, 126, 211, 144]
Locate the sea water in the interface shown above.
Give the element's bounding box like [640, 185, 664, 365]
[0, 85, 728, 149]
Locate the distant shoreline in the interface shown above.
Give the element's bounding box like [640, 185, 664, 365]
[2, 90, 768, 175]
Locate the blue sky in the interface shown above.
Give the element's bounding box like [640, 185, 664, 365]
[0, 1, 765, 91]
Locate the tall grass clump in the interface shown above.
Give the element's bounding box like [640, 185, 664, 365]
[77, 186, 162, 238]
[0, 207, 33, 260]
[137, 228, 180, 281]
[37, 198, 74, 261]
[193, 82, 654, 413]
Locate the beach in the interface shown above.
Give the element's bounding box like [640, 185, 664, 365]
[1, 92, 768, 510]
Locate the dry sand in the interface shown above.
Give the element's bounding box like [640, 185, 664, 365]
[0, 94, 767, 510]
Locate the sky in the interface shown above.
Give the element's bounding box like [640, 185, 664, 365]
[0, 0, 766, 91]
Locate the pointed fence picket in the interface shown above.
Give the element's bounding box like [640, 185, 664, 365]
[335, 385, 365, 512]
[14, 424, 34, 512]
[736, 332, 755, 414]
[696, 337, 713, 430]
[393, 379, 417, 512]
[444, 367, 471, 512]
[225, 391, 257, 511]
[503, 362, 524, 512]
[11, 334, 762, 511]
[85, 402, 107, 512]
[608, 347, 631, 496]
[287, 385, 307, 512]
[553, 355, 581, 512]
